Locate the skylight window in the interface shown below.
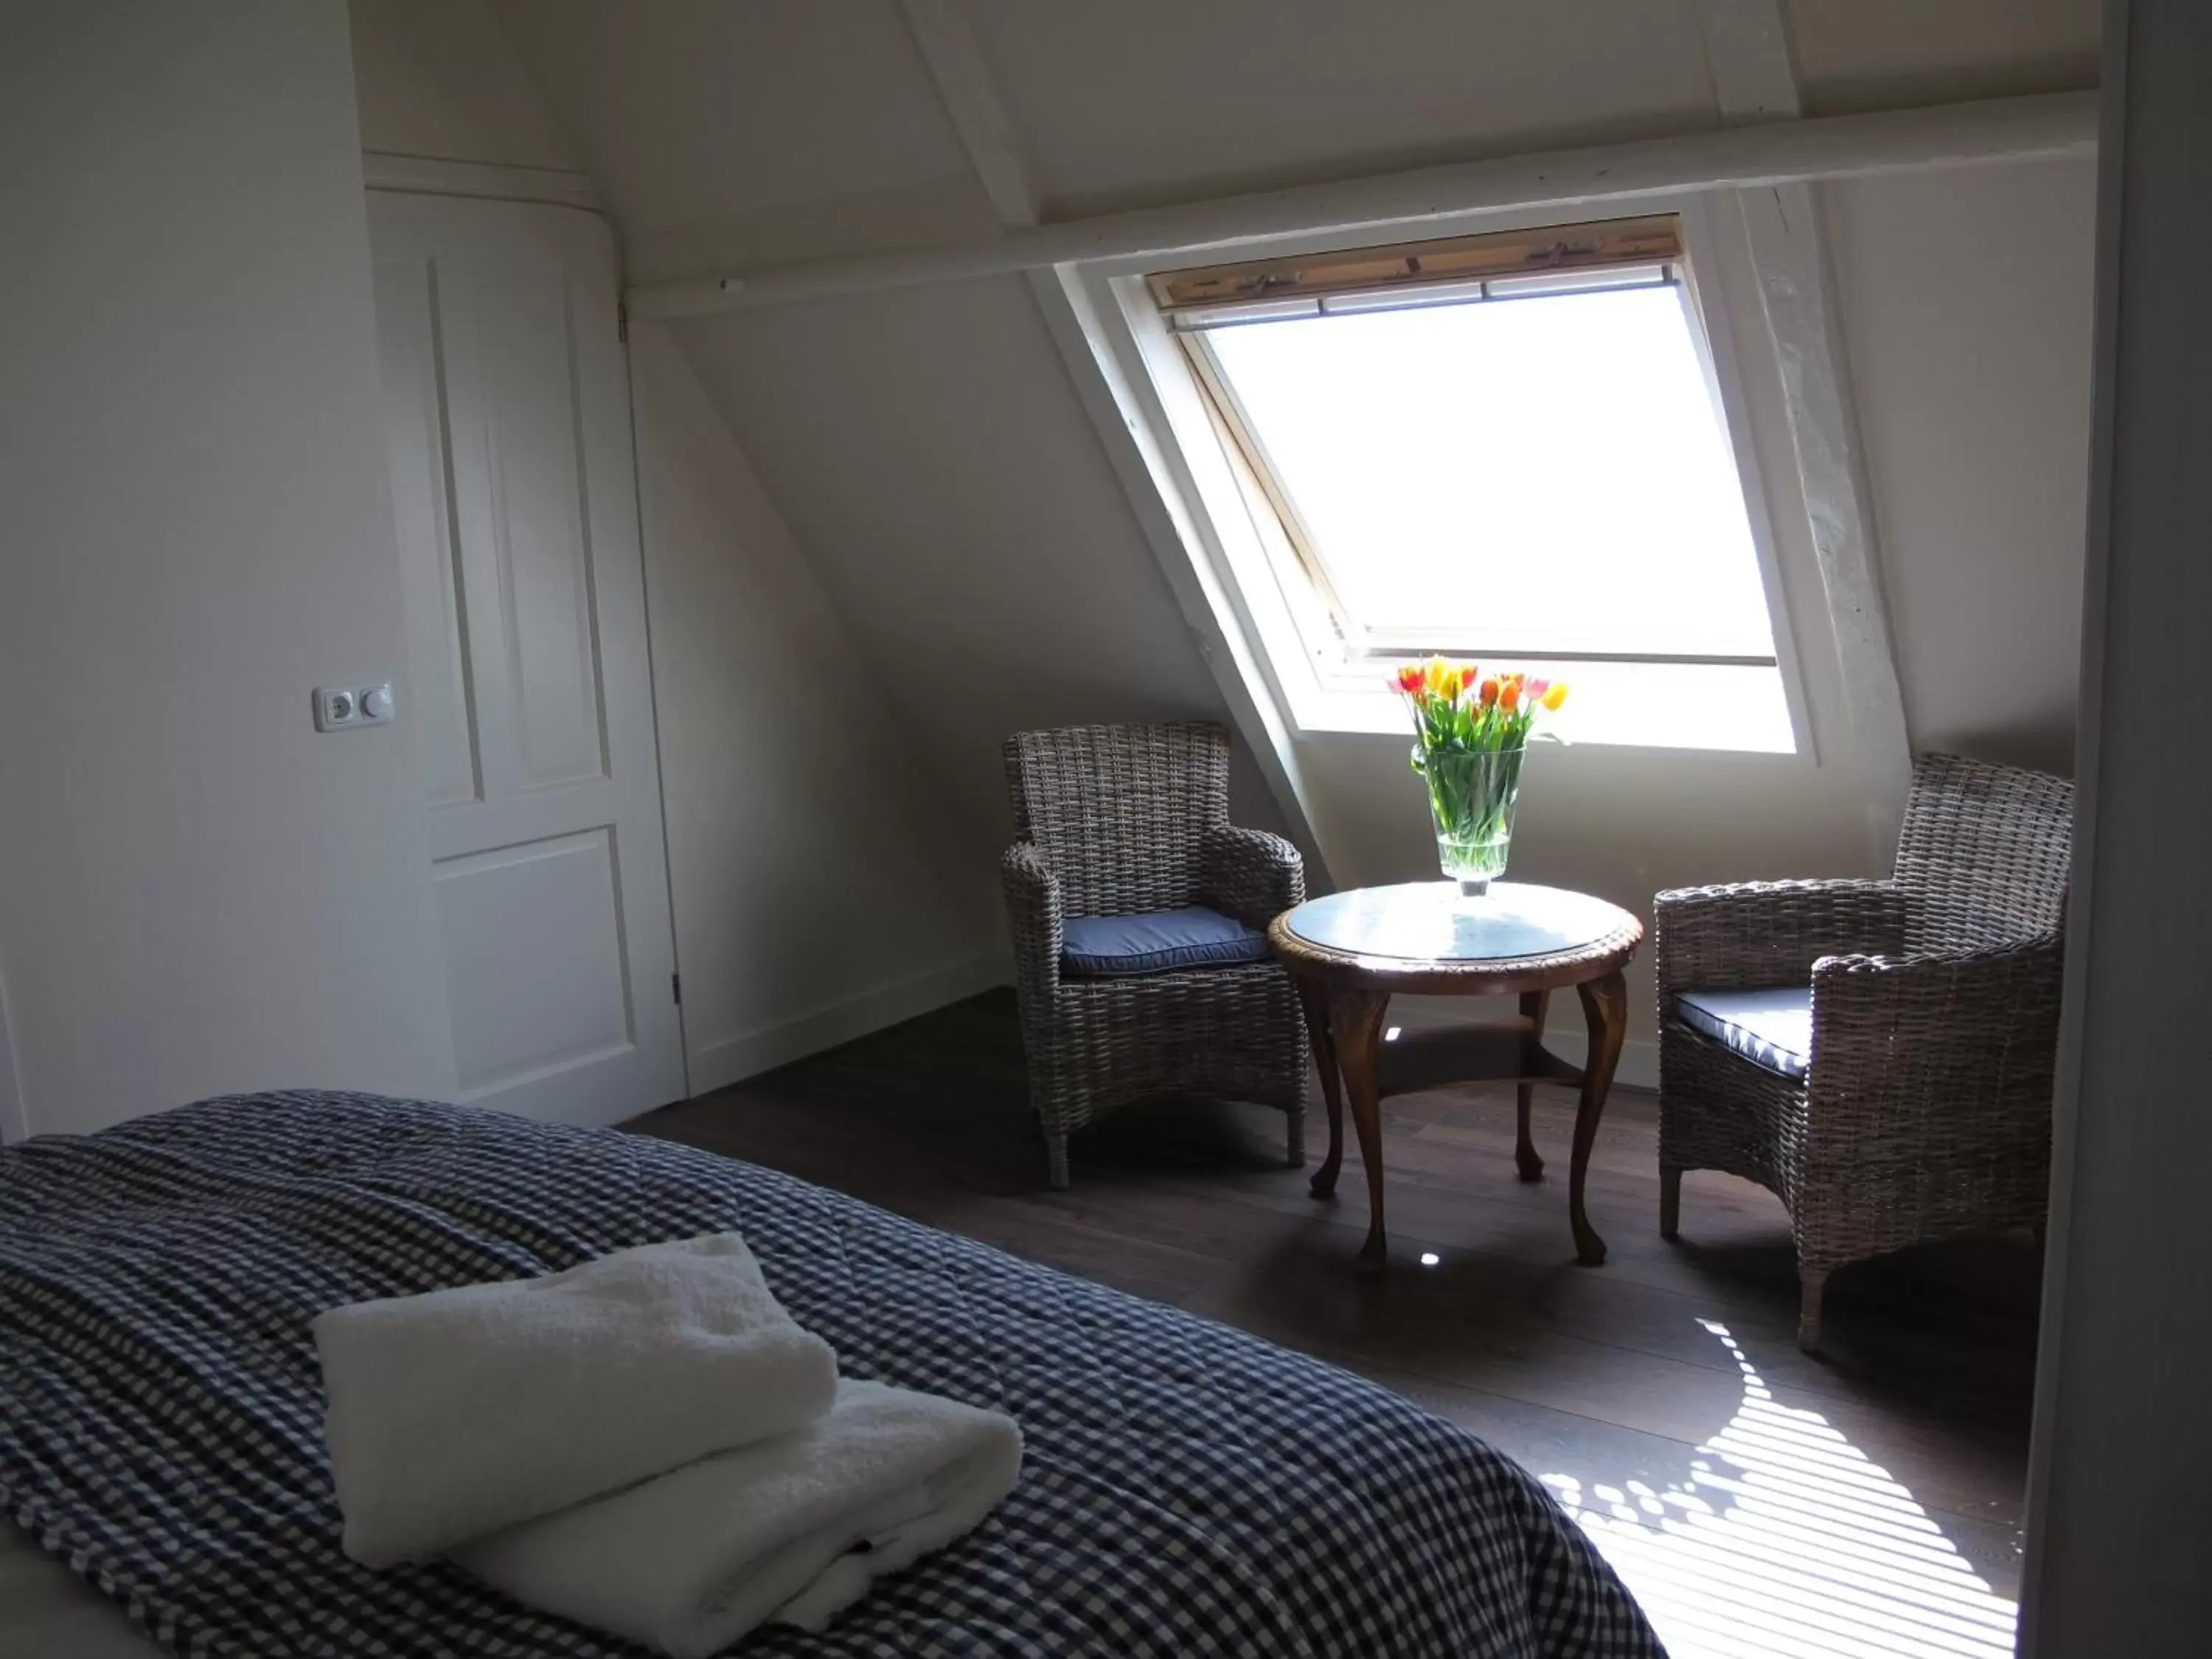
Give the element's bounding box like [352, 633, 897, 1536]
[1148, 214, 1797, 751]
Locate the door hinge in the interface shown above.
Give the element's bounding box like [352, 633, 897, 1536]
[670, 972, 681, 1005]
[617, 299, 629, 344]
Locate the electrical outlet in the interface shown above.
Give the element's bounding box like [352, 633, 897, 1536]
[314, 683, 395, 732]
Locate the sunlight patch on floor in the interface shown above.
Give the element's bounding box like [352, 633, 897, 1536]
[1540, 1321, 2017, 1659]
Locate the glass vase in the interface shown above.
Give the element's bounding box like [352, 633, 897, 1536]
[1414, 743, 1526, 896]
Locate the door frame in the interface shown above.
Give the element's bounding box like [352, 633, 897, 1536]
[0, 952, 27, 1143]
[363, 150, 604, 214]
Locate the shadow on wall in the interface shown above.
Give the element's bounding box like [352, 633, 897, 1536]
[1548, 1320, 2017, 1659]
[1933, 724, 2076, 781]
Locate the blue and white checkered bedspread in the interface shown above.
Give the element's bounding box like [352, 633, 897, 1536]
[0, 1091, 1662, 1657]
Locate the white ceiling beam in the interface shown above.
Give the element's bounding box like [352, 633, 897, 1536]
[1694, 0, 1804, 122]
[898, 0, 1040, 228]
[1695, 0, 1913, 858]
[626, 90, 2095, 318]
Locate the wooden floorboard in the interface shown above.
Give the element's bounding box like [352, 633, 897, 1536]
[630, 990, 2038, 1632]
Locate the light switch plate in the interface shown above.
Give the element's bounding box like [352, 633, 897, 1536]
[314, 682, 394, 732]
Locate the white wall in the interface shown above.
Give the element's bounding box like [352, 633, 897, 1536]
[628, 321, 1004, 1092]
[347, 0, 1009, 1093]
[0, 0, 456, 1137]
[1829, 153, 2098, 776]
[2022, 2, 2212, 1646]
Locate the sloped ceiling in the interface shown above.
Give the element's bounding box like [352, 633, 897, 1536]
[492, 0, 2099, 274]
[487, 0, 2099, 862]
[661, 271, 1282, 852]
[956, 0, 1723, 216]
[487, 0, 1001, 274]
[1787, 0, 2099, 114]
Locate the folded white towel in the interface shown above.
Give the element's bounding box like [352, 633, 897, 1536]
[313, 1232, 837, 1567]
[453, 1380, 1023, 1658]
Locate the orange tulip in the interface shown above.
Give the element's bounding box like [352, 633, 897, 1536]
[1478, 677, 1500, 707]
[1500, 679, 1522, 711]
[1542, 681, 1569, 711]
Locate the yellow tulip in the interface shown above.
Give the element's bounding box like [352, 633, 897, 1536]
[1542, 681, 1569, 711]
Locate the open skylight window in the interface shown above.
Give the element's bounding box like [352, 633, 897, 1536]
[1149, 215, 1798, 751]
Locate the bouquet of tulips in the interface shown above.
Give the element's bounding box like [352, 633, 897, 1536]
[1391, 659, 1569, 894]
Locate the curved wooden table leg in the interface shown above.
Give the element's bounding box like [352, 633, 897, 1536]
[1297, 979, 1346, 1200]
[1326, 987, 1393, 1275]
[1515, 988, 1550, 1183]
[1570, 970, 1629, 1266]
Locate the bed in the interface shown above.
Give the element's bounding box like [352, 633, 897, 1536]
[0, 1091, 1661, 1658]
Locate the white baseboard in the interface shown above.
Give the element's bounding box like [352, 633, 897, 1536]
[685, 947, 1011, 1099]
[1384, 994, 1658, 1092]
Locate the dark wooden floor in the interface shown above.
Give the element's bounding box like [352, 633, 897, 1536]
[631, 990, 2039, 1632]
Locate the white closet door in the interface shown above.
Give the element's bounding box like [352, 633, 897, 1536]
[369, 192, 686, 1127]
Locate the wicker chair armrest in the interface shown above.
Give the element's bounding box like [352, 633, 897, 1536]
[1198, 825, 1306, 928]
[1654, 879, 1907, 992]
[1806, 936, 2065, 1144]
[1811, 936, 2065, 1054]
[1001, 841, 1065, 998]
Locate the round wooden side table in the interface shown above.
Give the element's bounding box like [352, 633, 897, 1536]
[1268, 880, 1644, 1273]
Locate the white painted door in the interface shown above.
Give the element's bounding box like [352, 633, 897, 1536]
[369, 192, 686, 1127]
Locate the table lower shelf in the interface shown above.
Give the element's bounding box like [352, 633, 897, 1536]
[1371, 1022, 1585, 1099]
[1291, 972, 1633, 1273]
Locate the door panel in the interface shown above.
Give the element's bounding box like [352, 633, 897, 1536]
[370, 194, 686, 1127]
[436, 829, 631, 1098]
[372, 256, 481, 811]
[473, 257, 609, 793]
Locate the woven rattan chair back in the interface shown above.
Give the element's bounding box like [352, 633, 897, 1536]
[1003, 722, 1230, 917]
[1893, 753, 2073, 952]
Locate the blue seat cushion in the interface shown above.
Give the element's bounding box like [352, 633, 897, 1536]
[1672, 986, 1812, 1080]
[1061, 906, 1271, 979]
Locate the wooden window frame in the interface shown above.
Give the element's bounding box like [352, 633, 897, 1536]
[1150, 213, 1683, 325]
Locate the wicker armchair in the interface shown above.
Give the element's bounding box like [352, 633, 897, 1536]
[1001, 721, 1308, 1188]
[1655, 752, 2073, 1349]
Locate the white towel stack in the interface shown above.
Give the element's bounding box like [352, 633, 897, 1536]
[313, 1233, 1023, 1658]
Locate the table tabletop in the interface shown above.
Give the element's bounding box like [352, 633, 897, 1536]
[1277, 881, 1640, 970]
